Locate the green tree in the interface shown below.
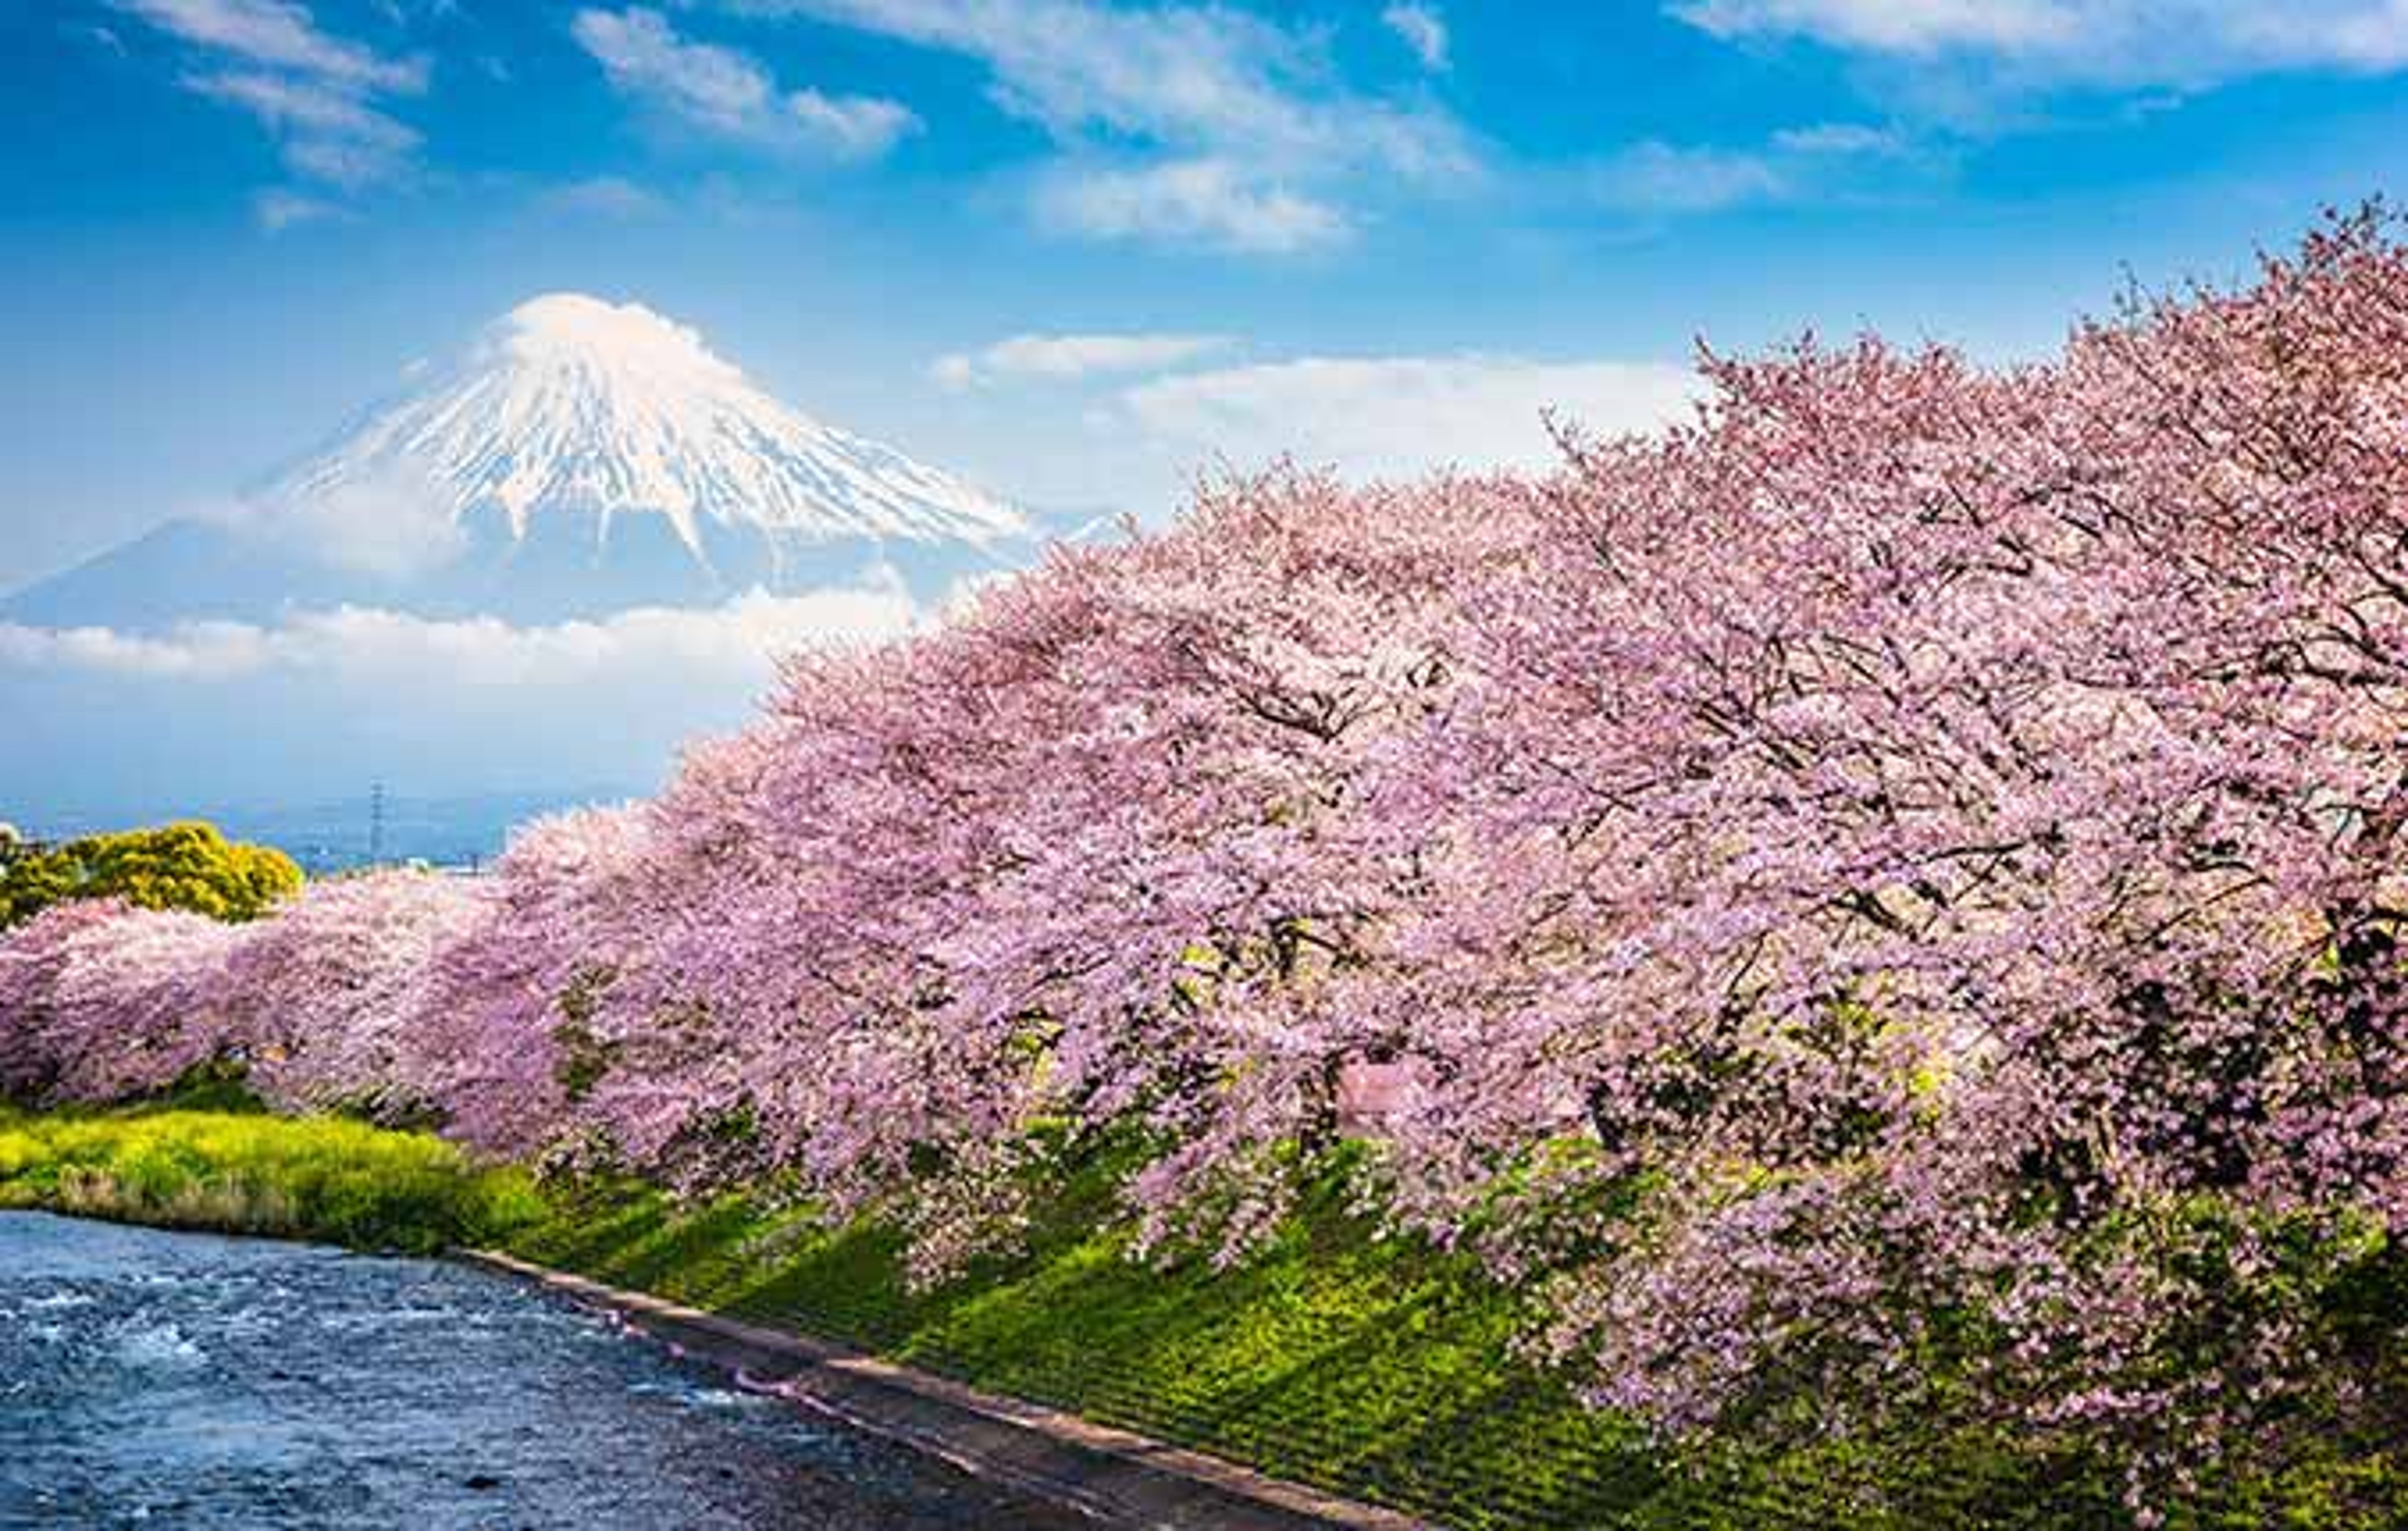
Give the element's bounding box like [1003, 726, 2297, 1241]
[0, 821, 302, 929]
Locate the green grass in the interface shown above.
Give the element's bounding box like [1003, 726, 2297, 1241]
[494, 1160, 2405, 1531]
[3, 1102, 2398, 1530]
[504, 1161, 1679, 1530]
[0, 1102, 542, 1254]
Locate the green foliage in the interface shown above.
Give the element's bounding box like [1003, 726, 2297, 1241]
[147, 1057, 270, 1116]
[504, 1156, 1665, 1531]
[0, 820, 303, 929]
[500, 1150, 2408, 1531]
[0, 1106, 542, 1255]
[1, 1105, 2394, 1530]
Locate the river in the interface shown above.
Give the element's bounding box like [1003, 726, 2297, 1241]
[0, 1211, 1091, 1529]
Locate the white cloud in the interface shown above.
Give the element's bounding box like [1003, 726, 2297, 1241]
[572, 7, 919, 157]
[932, 331, 1235, 389]
[787, 87, 922, 157]
[251, 187, 344, 229]
[1117, 354, 1703, 484]
[927, 355, 980, 391]
[1671, 1, 2408, 87]
[239, 460, 467, 579]
[0, 620, 274, 681]
[110, 0, 428, 204]
[110, 0, 426, 91]
[1771, 120, 1908, 155]
[184, 69, 420, 189]
[0, 582, 921, 685]
[573, 8, 771, 135]
[1383, 3, 1450, 70]
[1588, 122, 1935, 213]
[1590, 141, 1790, 213]
[736, 0, 1476, 250]
[1032, 157, 1351, 253]
[1673, 0, 2071, 53]
[756, 0, 1469, 167]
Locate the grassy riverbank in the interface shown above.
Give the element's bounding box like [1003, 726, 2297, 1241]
[3, 1102, 2399, 1530]
[495, 1172, 2406, 1531]
[0, 1101, 541, 1255]
[502, 1161, 1692, 1531]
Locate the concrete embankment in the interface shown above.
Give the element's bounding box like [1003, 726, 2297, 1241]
[467, 1250, 1439, 1531]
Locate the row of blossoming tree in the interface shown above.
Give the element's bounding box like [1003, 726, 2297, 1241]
[6, 214, 2405, 1501]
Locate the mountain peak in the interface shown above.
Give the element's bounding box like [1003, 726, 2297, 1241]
[265, 293, 1026, 557]
[7, 294, 1037, 633]
[491, 293, 731, 381]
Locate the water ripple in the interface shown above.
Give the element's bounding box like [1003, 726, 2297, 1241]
[0, 1211, 1088, 1530]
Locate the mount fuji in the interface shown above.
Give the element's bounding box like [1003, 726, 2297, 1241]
[4, 294, 1032, 629]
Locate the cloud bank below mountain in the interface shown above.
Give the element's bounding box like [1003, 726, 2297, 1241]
[0, 578, 927, 824]
[0, 579, 919, 683]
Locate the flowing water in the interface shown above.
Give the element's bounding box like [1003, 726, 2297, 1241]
[0, 1212, 1090, 1529]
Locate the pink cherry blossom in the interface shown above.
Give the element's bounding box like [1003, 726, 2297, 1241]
[5, 209, 2404, 1499]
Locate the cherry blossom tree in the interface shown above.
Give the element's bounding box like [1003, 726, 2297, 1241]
[406, 801, 664, 1162]
[222, 868, 492, 1122]
[1355, 213, 2408, 1483]
[0, 898, 247, 1103]
[3, 208, 2402, 1509]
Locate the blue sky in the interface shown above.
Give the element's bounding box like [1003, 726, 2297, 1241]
[8, 0, 2408, 591]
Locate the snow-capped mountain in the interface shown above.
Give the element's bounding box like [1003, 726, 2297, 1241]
[4, 294, 1031, 629]
[272, 293, 1024, 553]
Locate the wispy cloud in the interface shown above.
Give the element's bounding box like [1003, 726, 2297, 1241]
[1031, 157, 1351, 253]
[1589, 141, 1790, 214]
[932, 330, 1234, 389]
[1116, 354, 1702, 483]
[1588, 120, 1930, 214]
[573, 7, 771, 136]
[250, 186, 346, 230]
[572, 7, 919, 159]
[1672, 1, 2408, 90]
[787, 87, 921, 157]
[1770, 120, 1909, 155]
[1383, 4, 1450, 71]
[731, 0, 1477, 253]
[184, 68, 421, 189]
[231, 460, 467, 579]
[108, 0, 428, 213]
[111, 0, 427, 90]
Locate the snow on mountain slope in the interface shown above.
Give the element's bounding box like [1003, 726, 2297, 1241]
[267, 293, 1026, 555]
[3, 293, 1038, 629]
[0, 295, 1057, 823]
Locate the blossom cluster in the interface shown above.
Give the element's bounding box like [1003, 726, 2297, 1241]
[6, 213, 2406, 1486]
